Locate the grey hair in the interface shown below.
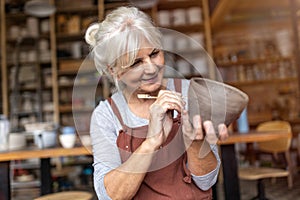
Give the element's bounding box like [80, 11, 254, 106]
[85, 6, 162, 78]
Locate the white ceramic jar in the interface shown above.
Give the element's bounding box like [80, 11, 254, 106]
[0, 115, 10, 151]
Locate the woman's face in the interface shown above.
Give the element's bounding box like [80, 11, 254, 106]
[115, 40, 165, 94]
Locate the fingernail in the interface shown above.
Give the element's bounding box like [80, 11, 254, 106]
[218, 124, 226, 133]
[203, 121, 214, 134]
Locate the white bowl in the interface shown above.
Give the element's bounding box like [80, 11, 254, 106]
[59, 134, 76, 149]
[9, 133, 26, 150]
[24, 122, 54, 132]
[24, 0, 56, 18]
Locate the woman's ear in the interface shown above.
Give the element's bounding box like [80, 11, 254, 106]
[107, 65, 122, 80]
[107, 65, 114, 75]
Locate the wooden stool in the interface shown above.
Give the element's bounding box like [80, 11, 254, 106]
[34, 191, 93, 200]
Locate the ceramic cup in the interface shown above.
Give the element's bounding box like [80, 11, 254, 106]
[59, 134, 76, 149]
[9, 133, 26, 150]
[188, 77, 249, 134]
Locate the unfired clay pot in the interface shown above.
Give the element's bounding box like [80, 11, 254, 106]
[188, 77, 249, 133]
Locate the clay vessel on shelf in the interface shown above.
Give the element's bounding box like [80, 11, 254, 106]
[188, 77, 249, 133]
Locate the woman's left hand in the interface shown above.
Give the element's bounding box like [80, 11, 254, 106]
[181, 110, 229, 158]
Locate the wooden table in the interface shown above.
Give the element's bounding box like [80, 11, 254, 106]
[0, 147, 91, 200]
[217, 130, 290, 200]
[0, 132, 289, 200]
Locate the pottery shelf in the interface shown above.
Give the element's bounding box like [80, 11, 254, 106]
[211, 0, 300, 126]
[1, 0, 212, 132]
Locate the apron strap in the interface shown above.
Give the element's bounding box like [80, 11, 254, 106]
[173, 78, 182, 93]
[107, 98, 125, 127]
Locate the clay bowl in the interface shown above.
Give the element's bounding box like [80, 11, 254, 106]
[188, 77, 249, 133]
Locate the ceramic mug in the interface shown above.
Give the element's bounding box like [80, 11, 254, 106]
[59, 134, 76, 149]
[34, 130, 57, 149]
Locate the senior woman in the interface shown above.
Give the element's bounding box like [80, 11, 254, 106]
[85, 6, 228, 200]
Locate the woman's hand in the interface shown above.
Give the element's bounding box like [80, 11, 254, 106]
[146, 90, 185, 150]
[181, 110, 228, 158]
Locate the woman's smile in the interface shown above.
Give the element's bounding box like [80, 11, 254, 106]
[142, 76, 158, 84]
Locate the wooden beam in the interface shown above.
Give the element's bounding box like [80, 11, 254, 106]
[1, 0, 8, 116]
[210, 0, 239, 31]
[49, 0, 59, 124]
[202, 0, 215, 79]
[289, 0, 300, 117]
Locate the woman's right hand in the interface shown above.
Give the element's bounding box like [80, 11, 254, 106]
[146, 90, 185, 150]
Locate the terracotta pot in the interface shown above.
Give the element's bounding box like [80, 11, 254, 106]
[188, 78, 249, 133]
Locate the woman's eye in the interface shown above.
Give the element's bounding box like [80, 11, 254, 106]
[127, 50, 160, 69]
[150, 50, 160, 58]
[129, 60, 142, 68]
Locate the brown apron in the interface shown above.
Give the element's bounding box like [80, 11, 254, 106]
[109, 79, 212, 200]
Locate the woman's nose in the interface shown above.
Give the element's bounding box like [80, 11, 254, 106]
[143, 57, 156, 73]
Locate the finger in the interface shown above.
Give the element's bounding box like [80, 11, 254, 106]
[203, 121, 214, 135]
[158, 90, 183, 99]
[192, 115, 204, 140]
[203, 121, 218, 144]
[181, 110, 193, 133]
[157, 100, 184, 113]
[168, 102, 183, 112]
[150, 101, 176, 114]
[157, 91, 183, 103]
[198, 121, 218, 158]
[157, 91, 185, 108]
[218, 124, 229, 141]
[159, 102, 181, 113]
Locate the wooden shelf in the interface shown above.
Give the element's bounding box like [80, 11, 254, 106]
[211, 0, 300, 128]
[104, 2, 130, 10]
[58, 59, 96, 74]
[56, 32, 85, 41]
[5, 12, 27, 19]
[56, 6, 98, 13]
[227, 77, 298, 87]
[211, 0, 292, 31]
[217, 57, 293, 67]
[59, 82, 100, 88]
[1, 0, 213, 133]
[163, 23, 204, 34]
[11, 180, 40, 189]
[59, 105, 94, 113]
[214, 17, 291, 33]
[0, 147, 91, 162]
[157, 0, 202, 10]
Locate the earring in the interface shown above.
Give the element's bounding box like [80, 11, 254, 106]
[107, 65, 114, 74]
